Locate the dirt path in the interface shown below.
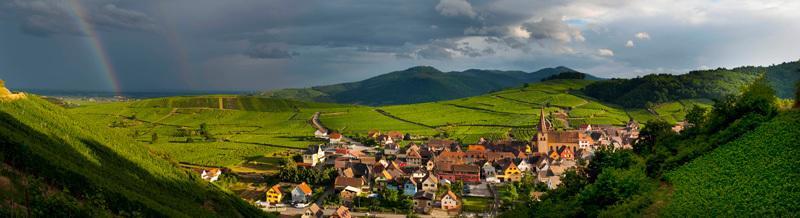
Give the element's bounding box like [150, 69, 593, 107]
[152, 108, 179, 123]
[372, 109, 444, 132]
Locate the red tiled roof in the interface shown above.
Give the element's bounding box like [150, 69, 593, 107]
[297, 182, 312, 195]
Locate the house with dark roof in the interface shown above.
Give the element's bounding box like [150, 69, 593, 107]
[302, 203, 324, 218]
[413, 191, 436, 214]
[334, 176, 367, 191]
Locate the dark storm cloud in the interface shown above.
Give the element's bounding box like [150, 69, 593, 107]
[244, 45, 298, 59]
[3, 0, 156, 37]
[0, 0, 798, 91]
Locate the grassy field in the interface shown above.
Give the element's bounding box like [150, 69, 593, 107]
[319, 80, 705, 144]
[70, 96, 339, 170]
[462, 196, 491, 212]
[70, 79, 709, 171]
[0, 96, 265, 217]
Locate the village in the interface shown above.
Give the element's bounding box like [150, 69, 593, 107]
[198, 108, 646, 218]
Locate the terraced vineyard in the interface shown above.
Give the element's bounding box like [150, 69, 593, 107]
[0, 97, 264, 217]
[663, 111, 800, 216]
[71, 96, 353, 171]
[71, 79, 708, 172]
[316, 79, 707, 144]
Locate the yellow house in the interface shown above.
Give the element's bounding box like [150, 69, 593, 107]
[501, 162, 522, 182]
[266, 184, 283, 204]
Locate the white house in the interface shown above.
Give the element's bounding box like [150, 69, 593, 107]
[302, 145, 326, 166]
[329, 133, 343, 144]
[411, 168, 427, 179]
[201, 168, 222, 182]
[314, 129, 328, 139]
[440, 190, 460, 210]
[516, 159, 532, 172]
[421, 174, 439, 192]
[292, 182, 313, 203]
[482, 162, 499, 183]
[382, 136, 394, 145]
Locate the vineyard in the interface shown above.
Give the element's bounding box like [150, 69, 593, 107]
[68, 79, 709, 174]
[663, 111, 800, 216]
[0, 96, 264, 217]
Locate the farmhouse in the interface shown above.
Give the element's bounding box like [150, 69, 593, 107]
[413, 191, 435, 214]
[266, 184, 283, 204]
[291, 182, 313, 203]
[302, 203, 324, 218]
[329, 132, 343, 144]
[302, 145, 326, 166]
[314, 129, 328, 138]
[440, 190, 460, 210]
[201, 168, 222, 182]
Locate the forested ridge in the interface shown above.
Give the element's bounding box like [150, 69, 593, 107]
[582, 60, 800, 108]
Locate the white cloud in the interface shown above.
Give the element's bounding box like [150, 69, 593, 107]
[435, 0, 477, 18]
[597, 48, 614, 57]
[521, 17, 585, 44]
[625, 40, 634, 48]
[635, 32, 651, 40]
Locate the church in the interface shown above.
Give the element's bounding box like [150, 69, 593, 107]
[532, 108, 592, 155]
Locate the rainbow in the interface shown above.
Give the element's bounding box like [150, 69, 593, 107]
[65, 0, 122, 94]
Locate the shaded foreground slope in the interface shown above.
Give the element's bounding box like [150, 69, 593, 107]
[0, 97, 267, 217]
[663, 110, 800, 216]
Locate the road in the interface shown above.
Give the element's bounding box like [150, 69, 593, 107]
[311, 112, 362, 147]
[487, 183, 501, 218]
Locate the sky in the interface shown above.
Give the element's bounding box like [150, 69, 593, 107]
[1, 0, 799, 92]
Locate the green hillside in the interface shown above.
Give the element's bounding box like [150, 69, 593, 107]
[321, 79, 705, 143]
[262, 66, 598, 106]
[69, 79, 713, 173]
[583, 60, 800, 107]
[0, 97, 266, 217]
[71, 96, 357, 168]
[663, 110, 800, 216]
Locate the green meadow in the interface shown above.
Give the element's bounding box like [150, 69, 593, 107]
[69, 79, 708, 172]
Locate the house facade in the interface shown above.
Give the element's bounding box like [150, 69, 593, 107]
[292, 182, 313, 203]
[266, 184, 283, 204]
[441, 190, 460, 210]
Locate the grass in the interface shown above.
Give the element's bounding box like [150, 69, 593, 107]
[70, 96, 334, 171]
[0, 96, 265, 217]
[69, 80, 710, 174]
[462, 196, 491, 212]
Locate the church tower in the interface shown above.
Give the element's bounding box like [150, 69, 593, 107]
[535, 107, 551, 154]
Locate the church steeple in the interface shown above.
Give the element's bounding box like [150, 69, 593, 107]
[537, 107, 550, 133]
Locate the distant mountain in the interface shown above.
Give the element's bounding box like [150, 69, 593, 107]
[261, 66, 600, 105]
[582, 60, 800, 108]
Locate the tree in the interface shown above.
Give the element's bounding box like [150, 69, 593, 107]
[199, 123, 213, 140]
[633, 119, 673, 155]
[685, 105, 708, 131]
[795, 80, 800, 108]
[150, 133, 158, 144]
[502, 184, 519, 206]
[736, 74, 777, 118]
